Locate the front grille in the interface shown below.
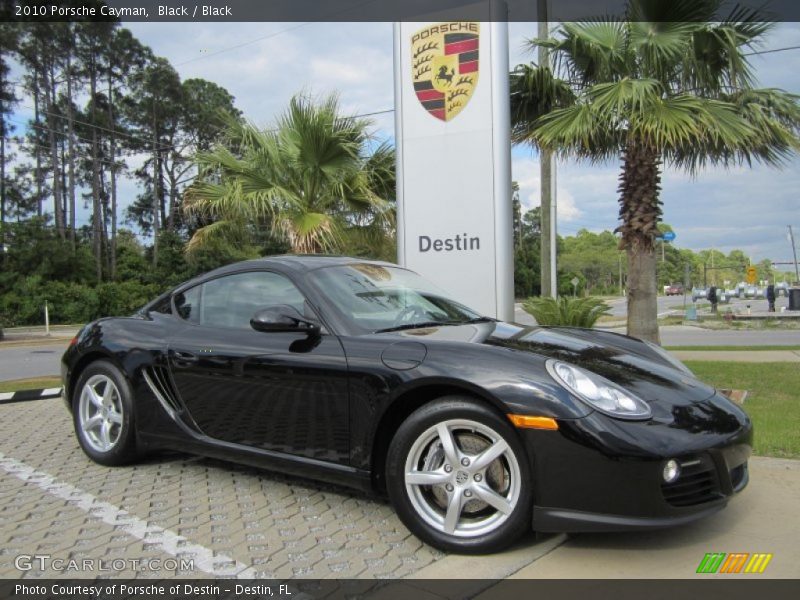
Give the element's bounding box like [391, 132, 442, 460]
[143, 366, 182, 415]
[661, 459, 723, 507]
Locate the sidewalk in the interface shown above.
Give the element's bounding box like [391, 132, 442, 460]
[408, 457, 800, 581]
[501, 456, 800, 579]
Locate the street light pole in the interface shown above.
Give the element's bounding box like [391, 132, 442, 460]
[789, 225, 800, 284]
[538, 0, 557, 298]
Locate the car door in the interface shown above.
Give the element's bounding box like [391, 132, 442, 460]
[167, 269, 350, 464]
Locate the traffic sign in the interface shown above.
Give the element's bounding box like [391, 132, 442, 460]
[746, 266, 757, 284]
[662, 231, 676, 242]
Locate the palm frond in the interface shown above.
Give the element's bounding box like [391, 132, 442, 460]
[534, 103, 622, 159]
[185, 219, 258, 257]
[587, 77, 662, 115]
[510, 64, 577, 144]
[522, 296, 611, 328]
[184, 92, 393, 257]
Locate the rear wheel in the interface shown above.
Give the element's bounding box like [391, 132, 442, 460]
[386, 397, 533, 553]
[73, 361, 139, 466]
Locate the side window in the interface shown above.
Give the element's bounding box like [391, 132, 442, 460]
[150, 295, 172, 315]
[196, 271, 307, 330]
[174, 286, 202, 323]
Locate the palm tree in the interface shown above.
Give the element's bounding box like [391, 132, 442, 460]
[184, 94, 394, 258]
[510, 0, 800, 343]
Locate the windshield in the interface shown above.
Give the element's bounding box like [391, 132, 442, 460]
[309, 264, 486, 333]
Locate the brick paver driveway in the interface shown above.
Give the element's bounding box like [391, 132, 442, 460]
[0, 397, 445, 579]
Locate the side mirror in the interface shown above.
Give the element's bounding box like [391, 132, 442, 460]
[250, 305, 320, 335]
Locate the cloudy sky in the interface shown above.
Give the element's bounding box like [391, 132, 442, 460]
[10, 21, 800, 267]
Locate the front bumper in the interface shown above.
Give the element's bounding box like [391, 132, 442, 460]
[522, 393, 753, 533]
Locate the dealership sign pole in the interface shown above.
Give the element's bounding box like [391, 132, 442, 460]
[393, 4, 514, 320]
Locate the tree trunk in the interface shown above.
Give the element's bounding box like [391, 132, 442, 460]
[626, 246, 659, 342]
[100, 165, 110, 269]
[45, 63, 65, 238]
[90, 59, 102, 281]
[60, 137, 68, 220]
[108, 78, 117, 279]
[65, 54, 76, 249]
[152, 101, 160, 267]
[617, 140, 662, 344]
[166, 159, 180, 232]
[33, 82, 43, 217]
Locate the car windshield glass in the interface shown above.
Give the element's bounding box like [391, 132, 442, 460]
[309, 264, 485, 332]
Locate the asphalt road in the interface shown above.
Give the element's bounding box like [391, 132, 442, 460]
[0, 341, 68, 381]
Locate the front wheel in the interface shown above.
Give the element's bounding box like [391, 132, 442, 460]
[73, 360, 139, 466]
[386, 397, 533, 553]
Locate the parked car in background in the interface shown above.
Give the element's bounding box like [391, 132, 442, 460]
[775, 282, 790, 297]
[665, 284, 684, 296]
[691, 287, 707, 302]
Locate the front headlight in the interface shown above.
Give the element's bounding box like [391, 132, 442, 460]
[545, 359, 652, 420]
[643, 340, 694, 376]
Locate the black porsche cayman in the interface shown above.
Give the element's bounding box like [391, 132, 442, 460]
[62, 256, 752, 553]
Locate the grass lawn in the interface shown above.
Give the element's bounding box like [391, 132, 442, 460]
[0, 376, 62, 393]
[667, 345, 800, 352]
[685, 361, 800, 459]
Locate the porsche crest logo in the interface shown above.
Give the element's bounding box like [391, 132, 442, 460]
[411, 22, 479, 122]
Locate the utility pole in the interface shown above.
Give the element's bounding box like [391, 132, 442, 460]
[538, 0, 557, 297]
[789, 225, 800, 284]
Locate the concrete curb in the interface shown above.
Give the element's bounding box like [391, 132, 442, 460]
[0, 337, 73, 348]
[0, 387, 63, 404]
[404, 533, 567, 589]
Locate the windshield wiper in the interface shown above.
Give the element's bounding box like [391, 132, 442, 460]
[375, 316, 495, 333]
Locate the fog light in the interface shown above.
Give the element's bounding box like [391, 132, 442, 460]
[663, 459, 681, 483]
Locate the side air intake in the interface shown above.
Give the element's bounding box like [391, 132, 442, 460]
[143, 366, 182, 416]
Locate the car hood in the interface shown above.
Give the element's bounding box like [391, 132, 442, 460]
[393, 321, 717, 406]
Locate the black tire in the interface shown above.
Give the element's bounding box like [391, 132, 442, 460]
[386, 396, 533, 554]
[72, 360, 139, 466]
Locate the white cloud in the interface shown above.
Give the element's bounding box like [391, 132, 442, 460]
[512, 156, 584, 222]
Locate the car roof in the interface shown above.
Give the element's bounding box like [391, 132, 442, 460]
[173, 255, 401, 292]
[226, 254, 397, 273]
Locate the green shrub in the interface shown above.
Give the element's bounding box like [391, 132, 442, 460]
[0, 278, 167, 327]
[522, 296, 612, 328]
[96, 281, 163, 317]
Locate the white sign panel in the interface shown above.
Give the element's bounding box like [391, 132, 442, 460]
[393, 16, 513, 320]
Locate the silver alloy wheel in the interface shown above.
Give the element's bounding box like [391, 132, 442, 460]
[404, 419, 522, 538]
[78, 374, 123, 453]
